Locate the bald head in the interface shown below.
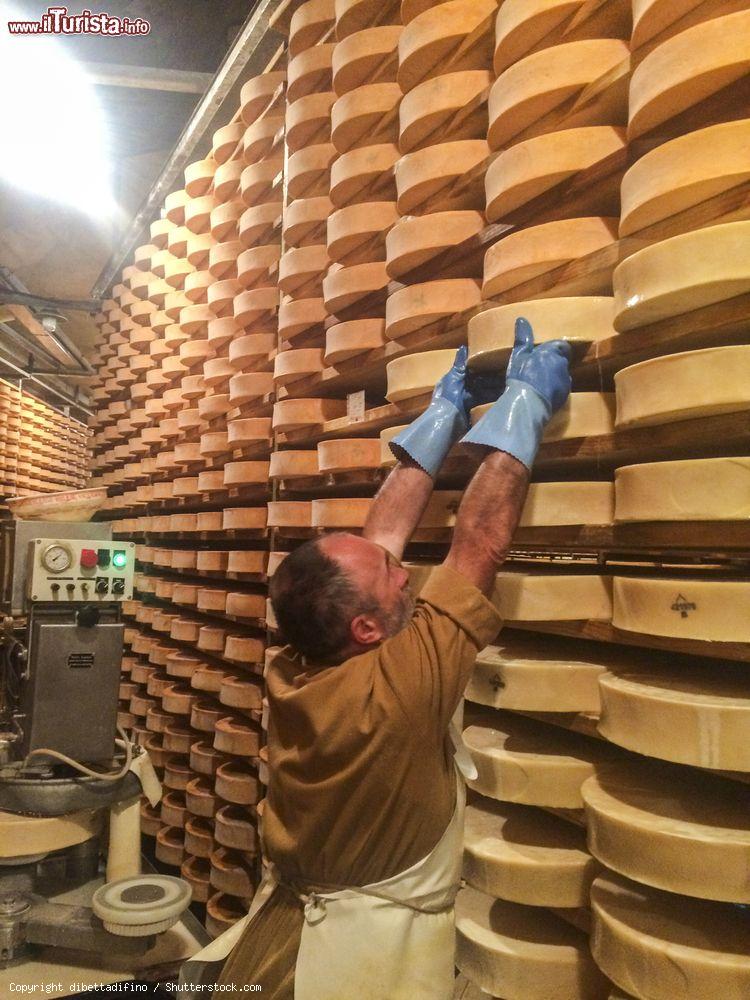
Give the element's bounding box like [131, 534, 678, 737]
[270, 533, 414, 662]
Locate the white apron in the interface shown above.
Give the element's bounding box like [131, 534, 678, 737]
[179, 722, 474, 1000]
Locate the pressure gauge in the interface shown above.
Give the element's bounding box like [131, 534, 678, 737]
[41, 542, 73, 573]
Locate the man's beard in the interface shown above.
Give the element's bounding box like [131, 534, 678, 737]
[381, 587, 416, 638]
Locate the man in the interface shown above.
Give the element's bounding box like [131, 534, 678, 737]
[196, 319, 570, 998]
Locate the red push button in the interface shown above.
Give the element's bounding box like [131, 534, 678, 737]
[80, 548, 98, 569]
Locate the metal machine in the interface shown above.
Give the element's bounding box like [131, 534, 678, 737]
[0, 520, 191, 969]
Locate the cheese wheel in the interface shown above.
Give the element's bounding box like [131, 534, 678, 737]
[240, 159, 283, 207]
[269, 450, 320, 479]
[222, 507, 267, 530]
[385, 348, 456, 402]
[399, 70, 491, 153]
[225, 592, 266, 620]
[584, 759, 750, 903]
[240, 71, 285, 127]
[311, 497, 372, 528]
[464, 707, 613, 808]
[279, 245, 329, 297]
[233, 287, 279, 328]
[226, 417, 272, 448]
[467, 635, 608, 713]
[214, 160, 243, 203]
[616, 457, 750, 522]
[395, 139, 488, 215]
[591, 872, 750, 1000]
[239, 202, 280, 249]
[286, 44, 335, 104]
[483, 216, 618, 299]
[323, 261, 389, 313]
[237, 245, 280, 289]
[272, 397, 347, 431]
[385, 279, 481, 341]
[613, 222, 750, 332]
[330, 82, 401, 153]
[243, 114, 284, 165]
[464, 793, 597, 907]
[267, 501, 313, 527]
[209, 241, 241, 281]
[273, 348, 325, 386]
[327, 202, 398, 265]
[629, 11, 750, 139]
[278, 297, 327, 339]
[330, 143, 399, 208]
[332, 25, 401, 96]
[317, 438, 381, 472]
[289, 0, 334, 57]
[631, 0, 744, 51]
[494, 571, 613, 622]
[282, 196, 332, 248]
[222, 461, 270, 487]
[285, 92, 335, 153]
[228, 372, 273, 406]
[228, 332, 276, 368]
[397, 0, 497, 95]
[287, 143, 337, 200]
[598, 662, 750, 771]
[325, 318, 386, 363]
[615, 345, 750, 428]
[613, 575, 750, 642]
[468, 298, 615, 370]
[494, 0, 632, 74]
[620, 119, 750, 237]
[226, 552, 268, 577]
[485, 126, 626, 222]
[456, 885, 607, 1000]
[519, 481, 614, 526]
[211, 198, 245, 242]
[489, 39, 629, 151]
[335, 0, 400, 38]
[386, 211, 484, 280]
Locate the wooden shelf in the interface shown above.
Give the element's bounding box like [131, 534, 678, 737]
[510, 619, 750, 664]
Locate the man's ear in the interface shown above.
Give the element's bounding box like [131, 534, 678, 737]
[350, 613, 383, 648]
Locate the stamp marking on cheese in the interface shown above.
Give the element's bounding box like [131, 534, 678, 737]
[670, 593, 697, 618]
[347, 390, 366, 422]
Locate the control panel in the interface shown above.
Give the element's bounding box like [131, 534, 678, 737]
[26, 538, 135, 602]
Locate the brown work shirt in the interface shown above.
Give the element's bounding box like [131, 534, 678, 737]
[262, 563, 503, 887]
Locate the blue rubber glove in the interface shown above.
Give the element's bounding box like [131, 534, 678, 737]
[390, 346, 504, 477]
[460, 317, 572, 469]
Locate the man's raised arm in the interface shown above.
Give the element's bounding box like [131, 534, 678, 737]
[445, 318, 571, 594]
[363, 346, 501, 560]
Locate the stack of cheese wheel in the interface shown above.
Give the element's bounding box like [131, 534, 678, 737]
[387, 0, 496, 345]
[4, 383, 89, 498]
[279, 0, 334, 367]
[457, 674, 620, 1000]
[324, 0, 398, 360]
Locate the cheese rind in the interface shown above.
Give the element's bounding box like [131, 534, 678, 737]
[385, 348, 457, 403]
[483, 216, 618, 299]
[395, 139, 489, 216]
[613, 575, 750, 642]
[466, 635, 610, 713]
[615, 346, 750, 429]
[464, 793, 597, 907]
[619, 119, 750, 236]
[613, 222, 750, 332]
[398, 70, 492, 153]
[456, 885, 608, 1000]
[464, 707, 614, 808]
[468, 298, 615, 370]
[493, 571, 613, 622]
[583, 761, 750, 902]
[591, 872, 750, 1000]
[385, 279, 481, 341]
[598, 663, 750, 771]
[386, 211, 484, 280]
[485, 126, 626, 222]
[488, 39, 629, 150]
[615, 457, 750, 521]
[519, 481, 614, 527]
[628, 10, 750, 139]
